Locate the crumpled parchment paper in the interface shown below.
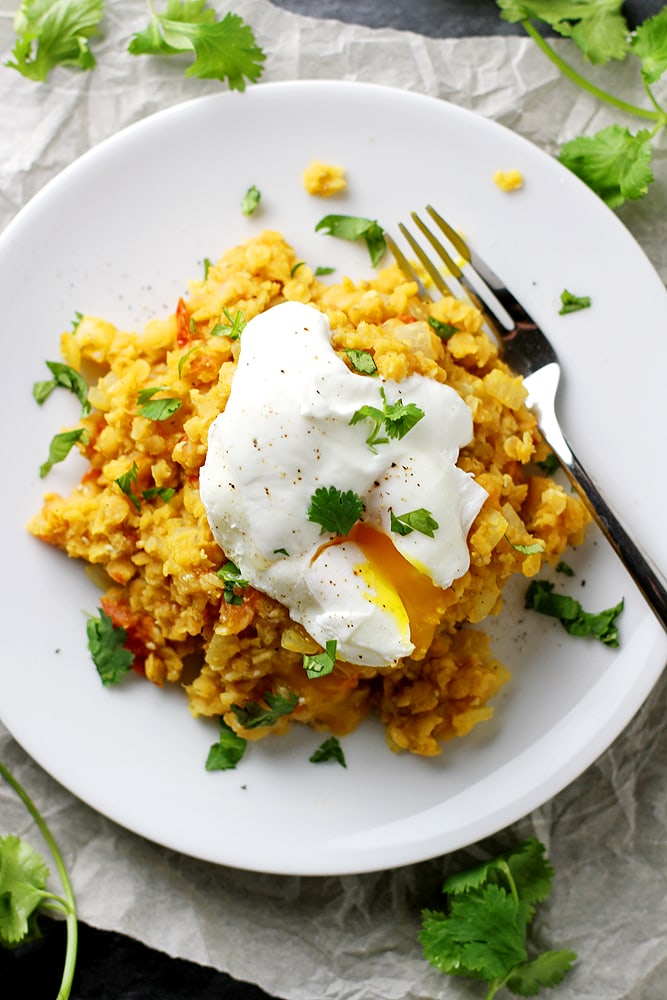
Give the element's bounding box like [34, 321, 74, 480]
[1, 2, 666, 998]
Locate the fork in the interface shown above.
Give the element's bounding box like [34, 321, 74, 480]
[385, 205, 667, 631]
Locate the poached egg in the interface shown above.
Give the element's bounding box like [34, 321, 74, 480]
[200, 301, 487, 668]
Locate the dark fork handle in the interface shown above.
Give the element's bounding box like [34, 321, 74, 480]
[530, 367, 667, 631]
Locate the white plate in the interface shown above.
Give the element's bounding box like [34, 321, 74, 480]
[1, 81, 665, 876]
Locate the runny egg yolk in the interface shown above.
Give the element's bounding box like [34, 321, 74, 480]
[348, 524, 452, 660]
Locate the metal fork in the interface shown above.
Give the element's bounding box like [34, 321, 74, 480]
[386, 205, 667, 631]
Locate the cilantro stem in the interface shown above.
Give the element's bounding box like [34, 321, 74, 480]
[521, 19, 660, 122]
[0, 761, 78, 999]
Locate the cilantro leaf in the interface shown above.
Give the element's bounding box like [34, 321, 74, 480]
[497, 1, 629, 64]
[421, 883, 528, 981]
[525, 580, 624, 646]
[230, 691, 298, 729]
[0, 834, 50, 946]
[315, 215, 387, 267]
[205, 719, 247, 771]
[350, 386, 424, 452]
[390, 508, 439, 538]
[559, 289, 591, 314]
[128, 5, 265, 90]
[33, 360, 90, 416]
[216, 560, 248, 605]
[142, 485, 176, 503]
[420, 838, 575, 996]
[506, 949, 578, 995]
[307, 486, 365, 536]
[241, 185, 261, 216]
[115, 462, 142, 512]
[6, 0, 103, 82]
[428, 317, 458, 340]
[345, 348, 377, 375]
[86, 608, 134, 686]
[137, 386, 183, 421]
[559, 125, 654, 208]
[309, 735, 347, 767]
[210, 307, 246, 340]
[629, 9, 667, 84]
[303, 639, 337, 679]
[39, 427, 86, 478]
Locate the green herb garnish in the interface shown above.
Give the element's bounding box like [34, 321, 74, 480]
[303, 639, 337, 679]
[230, 691, 299, 729]
[390, 508, 439, 538]
[496, 3, 667, 208]
[216, 560, 249, 604]
[39, 427, 87, 478]
[559, 289, 592, 315]
[33, 360, 90, 416]
[115, 462, 142, 512]
[419, 837, 576, 999]
[128, 3, 265, 90]
[344, 348, 377, 375]
[86, 608, 134, 686]
[525, 579, 624, 647]
[205, 719, 247, 771]
[309, 735, 347, 767]
[241, 184, 261, 215]
[0, 761, 78, 998]
[307, 485, 365, 536]
[6, 0, 103, 82]
[210, 307, 246, 340]
[137, 386, 182, 421]
[315, 214, 386, 267]
[350, 386, 424, 452]
[428, 317, 458, 340]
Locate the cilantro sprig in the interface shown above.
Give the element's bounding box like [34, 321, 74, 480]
[230, 691, 298, 729]
[496, 3, 667, 207]
[303, 639, 337, 679]
[390, 507, 439, 538]
[217, 559, 249, 605]
[33, 360, 91, 416]
[137, 386, 183, 421]
[419, 838, 576, 998]
[525, 579, 624, 647]
[128, 2, 265, 89]
[315, 215, 387, 267]
[86, 608, 135, 685]
[7, 0, 266, 89]
[205, 719, 247, 771]
[6, 0, 103, 82]
[350, 386, 425, 453]
[0, 760, 78, 998]
[307, 485, 365, 536]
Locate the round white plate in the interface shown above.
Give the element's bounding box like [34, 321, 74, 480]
[1, 81, 665, 876]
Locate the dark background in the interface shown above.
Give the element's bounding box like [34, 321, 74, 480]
[2, 1, 663, 998]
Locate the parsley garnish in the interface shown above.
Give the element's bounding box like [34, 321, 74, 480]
[556, 560, 575, 577]
[205, 719, 247, 771]
[307, 486, 365, 536]
[230, 691, 299, 729]
[33, 360, 90, 416]
[210, 307, 246, 340]
[559, 289, 592, 315]
[525, 580, 624, 647]
[315, 214, 387, 267]
[309, 735, 347, 767]
[536, 452, 560, 475]
[217, 560, 249, 604]
[419, 838, 576, 999]
[315, 265, 335, 276]
[128, 4, 265, 90]
[350, 386, 424, 453]
[0, 761, 78, 997]
[509, 539, 545, 555]
[390, 508, 439, 538]
[241, 184, 261, 215]
[496, 3, 667, 207]
[345, 348, 377, 375]
[428, 317, 458, 340]
[86, 608, 134, 686]
[39, 427, 87, 478]
[303, 639, 337, 679]
[136, 386, 182, 421]
[6, 0, 103, 82]
[115, 462, 142, 512]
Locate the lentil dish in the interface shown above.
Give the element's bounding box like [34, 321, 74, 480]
[29, 230, 590, 756]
